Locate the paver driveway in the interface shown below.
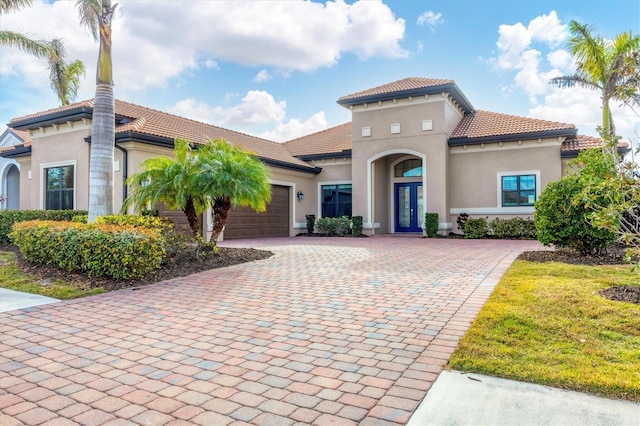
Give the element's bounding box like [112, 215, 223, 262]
[0, 237, 542, 425]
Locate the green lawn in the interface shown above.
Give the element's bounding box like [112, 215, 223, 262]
[0, 251, 103, 300]
[449, 260, 640, 402]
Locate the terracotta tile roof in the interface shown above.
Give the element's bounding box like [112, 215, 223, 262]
[450, 110, 575, 141]
[284, 123, 351, 157]
[561, 134, 630, 156]
[0, 128, 32, 154]
[338, 77, 454, 102]
[10, 99, 316, 171]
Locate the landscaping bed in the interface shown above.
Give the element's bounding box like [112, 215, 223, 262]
[1, 244, 273, 294]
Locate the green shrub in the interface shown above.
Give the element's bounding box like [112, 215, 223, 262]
[464, 217, 488, 239]
[10, 220, 165, 280]
[96, 214, 172, 231]
[534, 175, 616, 255]
[423, 213, 439, 238]
[352, 216, 363, 237]
[305, 214, 315, 234]
[488, 217, 536, 240]
[71, 214, 88, 223]
[316, 216, 351, 236]
[0, 210, 87, 245]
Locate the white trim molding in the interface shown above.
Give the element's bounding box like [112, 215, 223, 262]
[450, 207, 534, 215]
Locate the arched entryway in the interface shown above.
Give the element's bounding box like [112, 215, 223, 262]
[365, 149, 427, 234]
[2, 163, 20, 210]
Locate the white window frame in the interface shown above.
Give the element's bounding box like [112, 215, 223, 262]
[40, 160, 77, 210]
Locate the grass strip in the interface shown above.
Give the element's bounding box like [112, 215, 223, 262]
[449, 260, 640, 402]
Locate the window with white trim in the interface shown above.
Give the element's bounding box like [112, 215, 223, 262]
[45, 165, 74, 210]
[501, 174, 536, 207]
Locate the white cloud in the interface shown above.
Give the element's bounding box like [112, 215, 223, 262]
[0, 0, 407, 97]
[417, 11, 443, 31]
[213, 90, 286, 128]
[260, 112, 329, 142]
[254, 70, 271, 83]
[528, 11, 566, 47]
[169, 90, 328, 142]
[546, 49, 572, 71]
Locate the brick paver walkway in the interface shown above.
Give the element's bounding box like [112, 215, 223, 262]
[0, 237, 542, 425]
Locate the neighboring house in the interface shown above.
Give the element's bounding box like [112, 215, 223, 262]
[0, 77, 628, 239]
[0, 128, 29, 210]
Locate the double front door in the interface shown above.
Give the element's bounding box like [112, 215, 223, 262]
[395, 182, 424, 233]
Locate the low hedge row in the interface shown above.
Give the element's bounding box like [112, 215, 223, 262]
[316, 216, 351, 236]
[10, 220, 165, 280]
[0, 210, 86, 245]
[463, 216, 536, 240]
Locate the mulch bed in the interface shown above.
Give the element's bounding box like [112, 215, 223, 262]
[1, 244, 273, 292]
[517, 243, 639, 305]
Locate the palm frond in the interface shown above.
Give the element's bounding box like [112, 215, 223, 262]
[0, 0, 32, 14]
[0, 30, 50, 58]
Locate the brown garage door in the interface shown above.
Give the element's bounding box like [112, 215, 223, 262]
[224, 184, 290, 239]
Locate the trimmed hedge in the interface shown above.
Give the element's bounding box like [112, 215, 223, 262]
[424, 213, 439, 238]
[0, 210, 87, 245]
[352, 216, 363, 237]
[317, 216, 351, 236]
[10, 220, 165, 280]
[462, 216, 536, 240]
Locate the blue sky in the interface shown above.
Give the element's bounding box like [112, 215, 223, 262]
[1, 0, 638, 147]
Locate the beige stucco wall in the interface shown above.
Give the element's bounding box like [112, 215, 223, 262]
[349, 97, 462, 233]
[448, 138, 563, 227]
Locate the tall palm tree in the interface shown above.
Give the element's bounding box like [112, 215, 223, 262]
[47, 38, 86, 106]
[76, 0, 118, 222]
[0, 0, 51, 59]
[551, 21, 640, 139]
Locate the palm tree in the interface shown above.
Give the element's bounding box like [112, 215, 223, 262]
[122, 139, 209, 238]
[76, 0, 118, 222]
[0, 0, 51, 59]
[122, 138, 272, 247]
[47, 38, 86, 106]
[551, 21, 640, 139]
[197, 139, 271, 247]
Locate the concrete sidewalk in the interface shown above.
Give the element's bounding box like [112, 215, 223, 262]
[0, 288, 59, 313]
[408, 370, 640, 426]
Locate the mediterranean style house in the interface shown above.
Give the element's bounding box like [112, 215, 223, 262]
[0, 77, 622, 239]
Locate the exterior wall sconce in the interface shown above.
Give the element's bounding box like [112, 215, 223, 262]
[297, 190, 304, 201]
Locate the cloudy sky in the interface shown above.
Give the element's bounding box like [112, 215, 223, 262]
[1, 0, 638, 149]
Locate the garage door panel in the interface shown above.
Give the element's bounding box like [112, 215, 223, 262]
[224, 185, 290, 239]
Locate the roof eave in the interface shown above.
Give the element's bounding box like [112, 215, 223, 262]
[0, 145, 32, 159]
[449, 128, 577, 146]
[296, 149, 353, 161]
[562, 145, 632, 159]
[9, 107, 94, 130]
[337, 83, 475, 114]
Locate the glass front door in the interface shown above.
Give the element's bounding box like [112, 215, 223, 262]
[395, 182, 424, 232]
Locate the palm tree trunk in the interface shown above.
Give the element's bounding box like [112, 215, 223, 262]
[183, 195, 201, 238]
[211, 197, 231, 247]
[88, 84, 114, 221]
[87, 8, 115, 222]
